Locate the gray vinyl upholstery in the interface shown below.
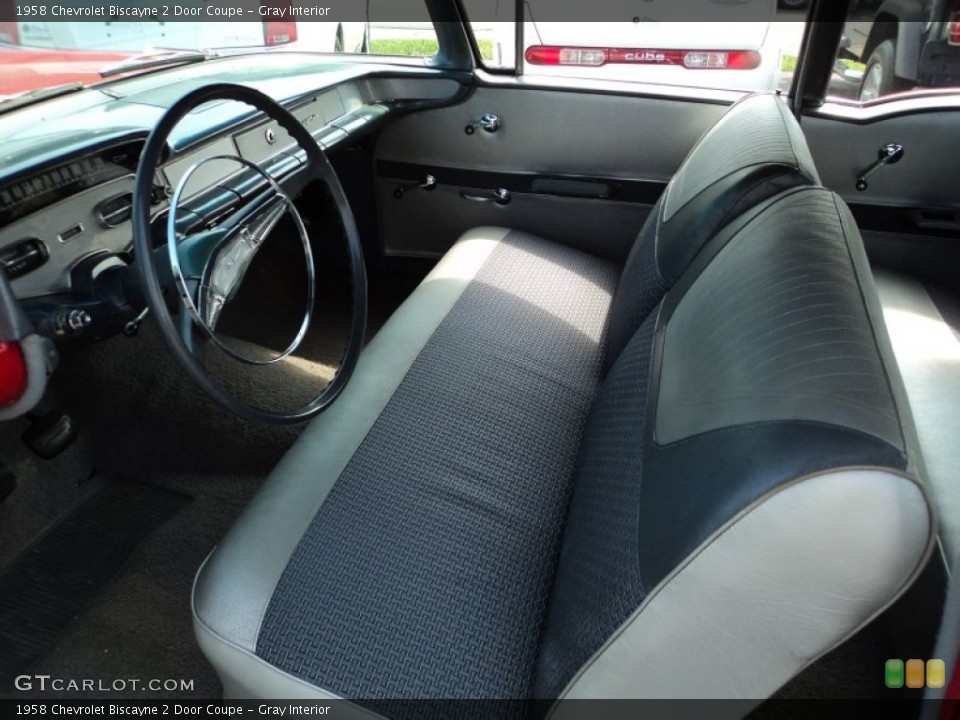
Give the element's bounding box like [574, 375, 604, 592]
[603, 93, 820, 370]
[193, 95, 934, 708]
[662, 92, 819, 222]
[192, 228, 506, 659]
[655, 190, 902, 446]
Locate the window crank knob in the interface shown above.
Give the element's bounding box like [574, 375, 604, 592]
[856, 142, 904, 192]
[465, 113, 501, 135]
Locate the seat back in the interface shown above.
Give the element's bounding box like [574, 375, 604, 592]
[604, 92, 820, 372]
[535, 186, 934, 704]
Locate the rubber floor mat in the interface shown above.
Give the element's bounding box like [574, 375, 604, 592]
[0, 478, 188, 687]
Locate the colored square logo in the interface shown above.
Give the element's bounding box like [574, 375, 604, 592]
[906, 659, 925, 688]
[885, 659, 904, 688]
[927, 659, 946, 689]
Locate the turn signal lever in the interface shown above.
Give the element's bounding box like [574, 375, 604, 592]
[856, 143, 904, 191]
[120, 245, 176, 315]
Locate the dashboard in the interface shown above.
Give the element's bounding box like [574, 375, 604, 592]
[0, 54, 463, 345]
[0, 142, 141, 298]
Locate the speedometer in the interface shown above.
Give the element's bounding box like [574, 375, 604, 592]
[0, 141, 141, 226]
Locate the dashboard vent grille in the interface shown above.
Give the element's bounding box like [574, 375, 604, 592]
[0, 238, 48, 280]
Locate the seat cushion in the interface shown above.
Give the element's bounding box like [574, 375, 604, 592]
[193, 226, 619, 700]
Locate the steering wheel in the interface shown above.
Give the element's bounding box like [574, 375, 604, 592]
[132, 83, 367, 425]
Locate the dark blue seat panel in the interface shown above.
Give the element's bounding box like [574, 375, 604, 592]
[534, 187, 932, 702]
[604, 93, 820, 373]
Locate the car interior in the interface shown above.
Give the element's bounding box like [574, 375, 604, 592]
[0, 0, 959, 715]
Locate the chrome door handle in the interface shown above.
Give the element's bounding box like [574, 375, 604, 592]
[460, 188, 511, 206]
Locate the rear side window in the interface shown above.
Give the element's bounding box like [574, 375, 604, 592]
[828, 0, 960, 103]
[462, 0, 517, 69]
[366, 0, 439, 58]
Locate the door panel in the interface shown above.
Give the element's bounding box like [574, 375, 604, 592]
[376, 181, 650, 261]
[804, 109, 960, 209]
[803, 106, 960, 290]
[374, 85, 729, 260]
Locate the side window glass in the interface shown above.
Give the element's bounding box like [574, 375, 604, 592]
[462, 0, 518, 69]
[830, 3, 960, 103]
[366, 0, 439, 58]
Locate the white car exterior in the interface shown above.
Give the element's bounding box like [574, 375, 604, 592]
[523, 21, 780, 91]
[469, 0, 784, 92]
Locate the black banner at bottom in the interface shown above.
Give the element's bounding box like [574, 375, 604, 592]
[0, 698, 955, 720]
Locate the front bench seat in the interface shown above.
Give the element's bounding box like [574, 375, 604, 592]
[192, 92, 818, 696]
[193, 187, 933, 708]
[192, 95, 932, 707]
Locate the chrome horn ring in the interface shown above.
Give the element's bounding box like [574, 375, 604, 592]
[167, 154, 316, 366]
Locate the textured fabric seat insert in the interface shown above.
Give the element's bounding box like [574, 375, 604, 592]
[255, 231, 618, 702]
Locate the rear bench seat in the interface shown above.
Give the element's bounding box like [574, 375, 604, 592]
[192, 94, 934, 708]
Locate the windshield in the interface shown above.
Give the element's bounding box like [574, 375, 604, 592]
[0, 5, 438, 99]
[0, 16, 297, 98]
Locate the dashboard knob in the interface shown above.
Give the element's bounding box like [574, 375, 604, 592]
[51, 308, 93, 336]
[66, 310, 92, 332]
[150, 184, 173, 205]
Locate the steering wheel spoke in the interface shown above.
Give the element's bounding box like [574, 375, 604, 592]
[178, 293, 201, 358]
[133, 83, 367, 425]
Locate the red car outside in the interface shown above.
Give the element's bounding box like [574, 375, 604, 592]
[0, 31, 130, 97]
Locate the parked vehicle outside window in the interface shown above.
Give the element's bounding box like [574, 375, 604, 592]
[463, 0, 807, 93]
[829, 0, 960, 102]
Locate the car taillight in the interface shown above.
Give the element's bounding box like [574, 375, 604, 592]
[263, 21, 297, 46]
[525, 46, 607, 66]
[685, 51, 761, 69]
[0, 341, 27, 408]
[0, 21, 19, 45]
[948, 13, 960, 46]
[260, 0, 297, 46]
[525, 46, 761, 70]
